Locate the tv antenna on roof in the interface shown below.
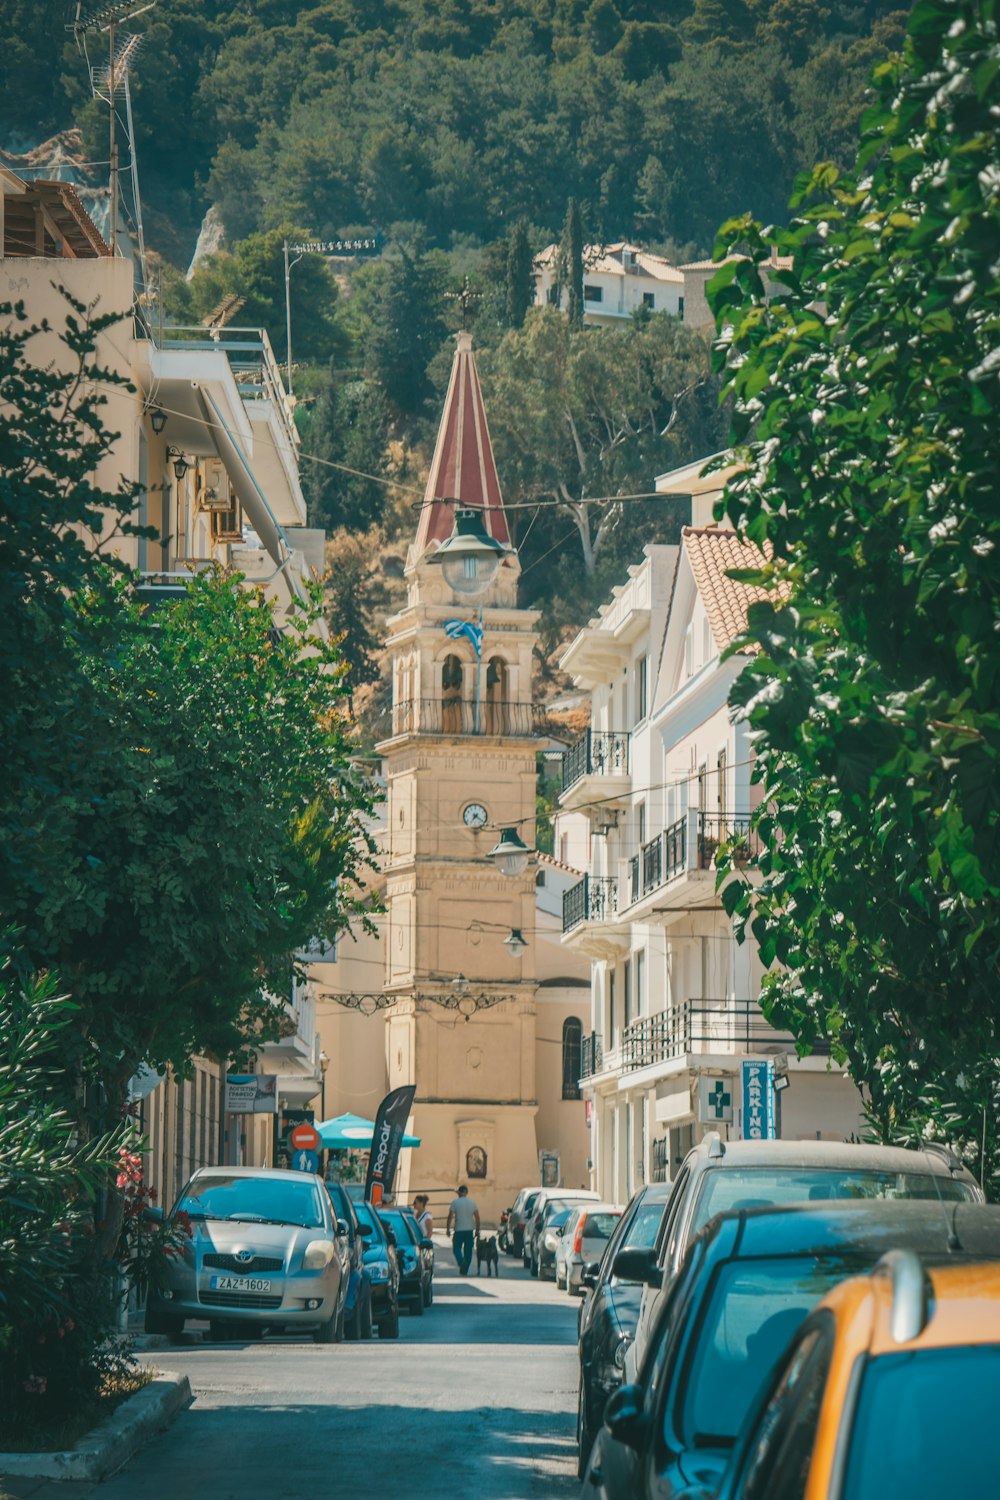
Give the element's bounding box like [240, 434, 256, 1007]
[72, 0, 158, 256]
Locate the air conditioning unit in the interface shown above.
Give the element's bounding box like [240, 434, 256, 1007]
[197, 458, 233, 512]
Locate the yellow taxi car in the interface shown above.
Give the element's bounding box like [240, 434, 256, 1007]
[716, 1251, 1000, 1499]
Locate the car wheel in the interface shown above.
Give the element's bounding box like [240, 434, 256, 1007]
[577, 1375, 594, 1480]
[530, 1253, 539, 1278]
[378, 1300, 399, 1339]
[144, 1304, 184, 1338]
[410, 1290, 424, 1317]
[345, 1300, 360, 1341]
[313, 1307, 339, 1344]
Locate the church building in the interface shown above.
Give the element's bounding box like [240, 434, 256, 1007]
[313, 332, 591, 1221]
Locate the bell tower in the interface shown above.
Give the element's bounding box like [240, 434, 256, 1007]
[378, 332, 541, 1219]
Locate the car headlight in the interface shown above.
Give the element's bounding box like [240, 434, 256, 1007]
[613, 1334, 631, 1372]
[544, 1232, 558, 1250]
[302, 1239, 334, 1271]
[368, 1262, 389, 1282]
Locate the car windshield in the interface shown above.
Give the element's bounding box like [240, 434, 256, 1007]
[547, 1208, 574, 1231]
[176, 1173, 326, 1229]
[681, 1256, 856, 1449]
[379, 1209, 417, 1244]
[693, 1168, 974, 1231]
[583, 1212, 621, 1240]
[523, 1192, 539, 1216]
[843, 1345, 1000, 1499]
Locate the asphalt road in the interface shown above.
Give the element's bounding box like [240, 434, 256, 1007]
[6, 1241, 581, 1500]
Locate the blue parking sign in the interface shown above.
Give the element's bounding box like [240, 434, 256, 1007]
[741, 1060, 775, 1140]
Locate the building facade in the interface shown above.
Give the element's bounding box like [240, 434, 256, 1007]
[560, 463, 865, 1204]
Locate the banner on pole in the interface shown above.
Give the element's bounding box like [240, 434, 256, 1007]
[741, 1059, 776, 1140]
[364, 1085, 416, 1205]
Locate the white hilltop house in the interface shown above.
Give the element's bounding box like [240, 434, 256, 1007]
[555, 460, 864, 1204]
[534, 241, 685, 324]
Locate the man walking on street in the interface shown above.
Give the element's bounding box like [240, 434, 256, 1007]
[447, 1184, 479, 1276]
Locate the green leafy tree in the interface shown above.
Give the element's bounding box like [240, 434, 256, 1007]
[366, 247, 449, 416]
[710, 0, 1000, 1190]
[325, 527, 390, 709]
[300, 373, 393, 535]
[479, 308, 722, 597]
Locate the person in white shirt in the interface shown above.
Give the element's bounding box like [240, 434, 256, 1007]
[412, 1193, 434, 1238]
[446, 1185, 480, 1276]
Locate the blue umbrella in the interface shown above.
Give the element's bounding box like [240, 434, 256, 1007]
[316, 1112, 421, 1149]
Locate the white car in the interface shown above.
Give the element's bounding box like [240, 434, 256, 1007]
[555, 1202, 621, 1293]
[523, 1188, 601, 1275]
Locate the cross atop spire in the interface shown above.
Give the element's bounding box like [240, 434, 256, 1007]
[413, 331, 511, 555]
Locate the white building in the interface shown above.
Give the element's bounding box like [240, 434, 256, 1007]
[558, 463, 865, 1204]
[534, 241, 685, 324]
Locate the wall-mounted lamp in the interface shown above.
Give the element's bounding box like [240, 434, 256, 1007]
[149, 407, 167, 435]
[168, 448, 191, 482]
[503, 928, 527, 959]
[426, 505, 508, 596]
[488, 827, 533, 878]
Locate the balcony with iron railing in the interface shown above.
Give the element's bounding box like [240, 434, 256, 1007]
[614, 999, 828, 1079]
[580, 1031, 604, 1082]
[561, 875, 627, 959]
[560, 728, 631, 812]
[623, 811, 761, 918]
[382, 698, 537, 741]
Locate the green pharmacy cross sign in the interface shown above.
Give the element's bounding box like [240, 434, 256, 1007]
[698, 1075, 734, 1125]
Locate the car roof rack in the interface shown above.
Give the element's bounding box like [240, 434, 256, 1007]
[876, 1249, 930, 1344]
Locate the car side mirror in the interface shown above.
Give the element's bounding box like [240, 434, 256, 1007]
[142, 1206, 165, 1224]
[358, 1224, 373, 1237]
[613, 1247, 662, 1287]
[336, 1218, 349, 1238]
[384, 1226, 397, 1247]
[604, 1383, 648, 1451]
[581, 1262, 599, 1288]
[421, 1237, 434, 1249]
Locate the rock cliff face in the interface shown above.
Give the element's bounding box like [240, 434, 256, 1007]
[186, 205, 226, 281]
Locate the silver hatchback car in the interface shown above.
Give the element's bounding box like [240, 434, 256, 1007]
[145, 1166, 349, 1343]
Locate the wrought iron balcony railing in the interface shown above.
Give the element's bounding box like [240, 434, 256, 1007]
[617, 999, 828, 1074]
[697, 813, 762, 869]
[580, 1031, 604, 1080]
[561, 729, 630, 795]
[562, 875, 620, 934]
[624, 813, 758, 908]
[388, 698, 536, 738]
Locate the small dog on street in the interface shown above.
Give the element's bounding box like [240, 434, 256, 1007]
[476, 1233, 499, 1277]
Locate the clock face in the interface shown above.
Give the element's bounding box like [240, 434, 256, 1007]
[463, 802, 488, 829]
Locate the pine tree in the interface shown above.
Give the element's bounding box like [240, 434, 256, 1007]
[561, 199, 585, 330]
[505, 220, 534, 330]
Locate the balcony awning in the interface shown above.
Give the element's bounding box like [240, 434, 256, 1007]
[194, 384, 287, 568]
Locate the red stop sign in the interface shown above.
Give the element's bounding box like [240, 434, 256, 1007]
[290, 1122, 320, 1152]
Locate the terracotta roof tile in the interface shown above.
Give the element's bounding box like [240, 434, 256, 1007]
[682, 526, 776, 651]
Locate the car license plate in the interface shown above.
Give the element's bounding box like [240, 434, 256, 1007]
[209, 1274, 272, 1293]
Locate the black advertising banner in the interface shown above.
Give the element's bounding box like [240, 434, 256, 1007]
[364, 1085, 416, 1206]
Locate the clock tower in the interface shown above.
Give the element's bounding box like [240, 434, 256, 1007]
[377, 332, 542, 1219]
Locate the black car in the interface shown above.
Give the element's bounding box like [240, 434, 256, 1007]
[326, 1181, 373, 1340]
[352, 1198, 401, 1339]
[378, 1206, 434, 1314]
[577, 1184, 671, 1477]
[586, 1199, 1000, 1500]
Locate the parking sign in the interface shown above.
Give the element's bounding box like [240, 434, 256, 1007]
[741, 1059, 776, 1140]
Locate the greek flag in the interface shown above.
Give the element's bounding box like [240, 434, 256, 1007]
[444, 619, 483, 658]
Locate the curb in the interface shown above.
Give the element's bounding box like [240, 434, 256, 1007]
[0, 1371, 192, 1483]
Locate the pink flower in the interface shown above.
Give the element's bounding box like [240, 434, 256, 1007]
[64, 1317, 75, 1332]
[23, 1375, 47, 1394]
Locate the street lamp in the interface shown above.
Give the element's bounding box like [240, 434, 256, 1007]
[149, 407, 167, 434]
[488, 828, 533, 878]
[504, 928, 527, 959]
[167, 448, 191, 482]
[427, 507, 507, 596]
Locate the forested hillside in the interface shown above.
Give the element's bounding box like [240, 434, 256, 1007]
[1, 0, 910, 697]
[5, 0, 907, 259]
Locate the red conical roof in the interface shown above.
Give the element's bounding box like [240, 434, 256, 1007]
[414, 331, 511, 554]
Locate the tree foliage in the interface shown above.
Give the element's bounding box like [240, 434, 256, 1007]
[710, 0, 1000, 1188]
